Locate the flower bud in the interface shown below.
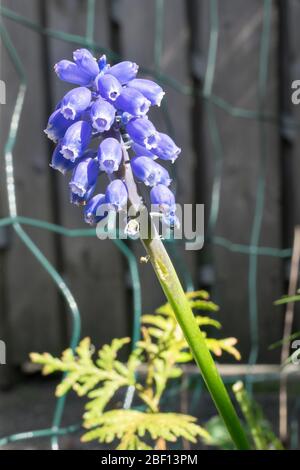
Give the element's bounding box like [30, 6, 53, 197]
[54, 60, 92, 86]
[127, 78, 165, 106]
[155, 133, 181, 163]
[73, 48, 99, 79]
[107, 61, 138, 85]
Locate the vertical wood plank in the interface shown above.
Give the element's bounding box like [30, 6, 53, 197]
[118, 0, 196, 314]
[0, 0, 61, 361]
[46, 0, 128, 346]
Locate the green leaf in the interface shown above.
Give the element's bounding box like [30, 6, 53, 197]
[82, 409, 210, 449]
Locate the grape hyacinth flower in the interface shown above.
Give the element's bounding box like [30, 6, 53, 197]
[45, 48, 181, 228]
[45, 50, 251, 450]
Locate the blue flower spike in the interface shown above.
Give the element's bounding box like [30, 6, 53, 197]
[46, 49, 181, 227]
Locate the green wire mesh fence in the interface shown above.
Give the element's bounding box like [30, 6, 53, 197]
[0, 0, 299, 449]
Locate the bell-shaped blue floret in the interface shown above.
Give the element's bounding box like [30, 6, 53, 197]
[54, 60, 93, 86]
[115, 88, 151, 117]
[73, 48, 99, 80]
[126, 118, 158, 149]
[44, 109, 77, 142]
[127, 78, 165, 106]
[131, 157, 171, 187]
[50, 144, 78, 174]
[84, 193, 108, 224]
[106, 61, 138, 85]
[95, 74, 122, 102]
[90, 98, 116, 132]
[132, 142, 157, 160]
[105, 179, 128, 210]
[60, 87, 92, 120]
[155, 133, 181, 163]
[69, 157, 99, 200]
[98, 137, 122, 174]
[61, 121, 92, 162]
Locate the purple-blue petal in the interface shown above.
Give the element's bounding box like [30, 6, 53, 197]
[70, 183, 96, 206]
[60, 87, 92, 120]
[126, 118, 158, 149]
[106, 61, 138, 85]
[90, 98, 116, 132]
[155, 132, 181, 163]
[54, 60, 92, 86]
[150, 184, 176, 211]
[95, 74, 122, 102]
[50, 144, 78, 174]
[84, 193, 108, 224]
[69, 157, 99, 198]
[115, 87, 150, 117]
[98, 137, 122, 174]
[73, 48, 99, 79]
[132, 142, 157, 160]
[61, 121, 92, 162]
[44, 109, 76, 142]
[105, 179, 128, 210]
[130, 156, 171, 187]
[127, 78, 165, 106]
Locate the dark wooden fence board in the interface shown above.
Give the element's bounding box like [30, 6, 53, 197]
[46, 0, 128, 346]
[0, 0, 61, 362]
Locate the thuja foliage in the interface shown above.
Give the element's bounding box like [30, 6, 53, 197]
[31, 291, 240, 450]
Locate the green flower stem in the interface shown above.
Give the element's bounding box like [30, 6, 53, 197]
[122, 144, 250, 450]
[141, 231, 250, 450]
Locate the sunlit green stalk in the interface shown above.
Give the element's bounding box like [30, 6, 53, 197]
[142, 231, 250, 450]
